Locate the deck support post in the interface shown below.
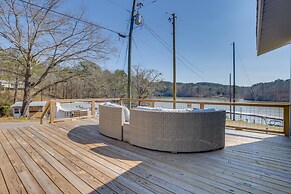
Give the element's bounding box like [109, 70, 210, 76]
[91, 99, 95, 117]
[284, 105, 290, 136]
[50, 100, 55, 124]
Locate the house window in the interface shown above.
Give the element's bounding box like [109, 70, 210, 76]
[29, 106, 42, 113]
[14, 108, 20, 114]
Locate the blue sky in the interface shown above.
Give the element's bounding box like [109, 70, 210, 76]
[64, 0, 290, 86]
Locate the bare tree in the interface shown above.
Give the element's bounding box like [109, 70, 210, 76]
[0, 0, 112, 116]
[0, 48, 23, 102]
[132, 65, 162, 99]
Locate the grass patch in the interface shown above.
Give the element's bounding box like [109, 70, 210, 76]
[0, 117, 39, 122]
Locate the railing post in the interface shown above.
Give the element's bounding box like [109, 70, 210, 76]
[91, 99, 95, 118]
[284, 105, 290, 136]
[200, 103, 205, 109]
[151, 101, 155, 107]
[120, 99, 124, 106]
[50, 100, 55, 124]
[173, 101, 176, 109]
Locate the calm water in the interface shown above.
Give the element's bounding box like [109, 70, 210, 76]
[153, 97, 284, 126]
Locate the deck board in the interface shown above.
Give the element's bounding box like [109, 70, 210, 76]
[0, 118, 291, 194]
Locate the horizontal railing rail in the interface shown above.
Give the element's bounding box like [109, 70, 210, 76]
[121, 98, 290, 136]
[40, 97, 290, 136]
[40, 98, 121, 124]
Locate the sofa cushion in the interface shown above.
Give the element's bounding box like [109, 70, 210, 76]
[123, 106, 130, 122]
[136, 106, 162, 111]
[191, 108, 217, 112]
[104, 102, 130, 122]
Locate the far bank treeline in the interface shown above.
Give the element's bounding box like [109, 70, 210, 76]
[157, 79, 290, 102]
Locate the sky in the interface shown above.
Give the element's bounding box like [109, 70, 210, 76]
[63, 0, 290, 86]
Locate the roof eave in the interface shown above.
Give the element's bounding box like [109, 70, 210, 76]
[256, 0, 264, 56]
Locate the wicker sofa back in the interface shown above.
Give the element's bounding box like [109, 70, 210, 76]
[99, 105, 125, 140]
[129, 109, 226, 152]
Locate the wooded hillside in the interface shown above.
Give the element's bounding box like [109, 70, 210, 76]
[156, 79, 290, 102]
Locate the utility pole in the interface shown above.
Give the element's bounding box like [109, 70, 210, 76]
[127, 0, 136, 108]
[229, 73, 232, 120]
[232, 42, 236, 121]
[170, 13, 177, 109]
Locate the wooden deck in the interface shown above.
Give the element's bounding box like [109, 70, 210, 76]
[0, 119, 291, 194]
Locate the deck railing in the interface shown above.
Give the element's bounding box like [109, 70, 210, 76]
[40, 98, 290, 136]
[40, 98, 120, 124]
[121, 98, 290, 136]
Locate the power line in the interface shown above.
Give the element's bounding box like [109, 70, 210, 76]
[115, 14, 132, 68]
[144, 23, 216, 81]
[144, 23, 172, 51]
[143, 23, 206, 80]
[104, 0, 130, 13]
[123, 43, 129, 71]
[237, 50, 258, 101]
[143, 22, 219, 82]
[179, 18, 228, 47]
[143, 24, 171, 51]
[19, 0, 127, 37]
[143, 23, 202, 78]
[115, 36, 127, 67]
[133, 37, 146, 66]
[143, 0, 159, 8]
[134, 35, 171, 59]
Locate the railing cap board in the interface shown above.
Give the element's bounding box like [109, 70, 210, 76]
[120, 98, 289, 108]
[39, 98, 290, 136]
[54, 98, 120, 103]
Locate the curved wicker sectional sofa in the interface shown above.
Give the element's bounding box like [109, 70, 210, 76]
[99, 104, 226, 153]
[99, 105, 125, 141]
[129, 109, 226, 153]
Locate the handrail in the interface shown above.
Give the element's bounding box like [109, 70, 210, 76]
[121, 98, 290, 136]
[40, 101, 50, 124]
[120, 98, 289, 108]
[53, 98, 120, 103]
[40, 98, 122, 124]
[40, 97, 290, 136]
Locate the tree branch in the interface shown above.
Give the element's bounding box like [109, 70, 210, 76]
[0, 68, 24, 77]
[31, 73, 84, 98]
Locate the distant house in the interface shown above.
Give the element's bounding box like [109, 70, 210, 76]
[55, 102, 98, 118]
[11, 101, 48, 118]
[0, 80, 24, 90]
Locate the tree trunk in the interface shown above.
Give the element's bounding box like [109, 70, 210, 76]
[21, 67, 31, 117]
[13, 75, 19, 103]
[21, 83, 31, 117]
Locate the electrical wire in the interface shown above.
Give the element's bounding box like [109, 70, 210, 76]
[123, 43, 129, 71]
[19, 0, 127, 37]
[237, 50, 259, 101]
[143, 22, 219, 83]
[143, 0, 159, 8]
[115, 14, 132, 68]
[104, 0, 130, 13]
[115, 36, 127, 68]
[134, 35, 171, 59]
[143, 24, 172, 52]
[143, 24, 206, 80]
[133, 37, 146, 67]
[179, 18, 228, 47]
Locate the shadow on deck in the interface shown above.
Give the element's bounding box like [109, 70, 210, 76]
[0, 118, 290, 193]
[67, 119, 291, 193]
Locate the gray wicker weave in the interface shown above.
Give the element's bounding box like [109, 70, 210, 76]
[99, 105, 125, 140]
[123, 122, 130, 143]
[129, 109, 226, 153]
